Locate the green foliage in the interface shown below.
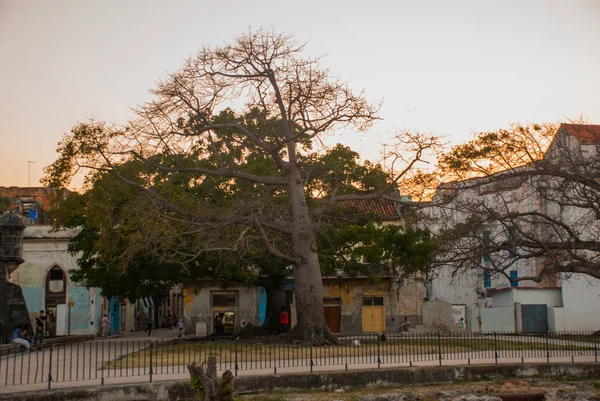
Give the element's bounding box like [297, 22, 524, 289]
[0, 196, 11, 212]
[190, 377, 204, 399]
[437, 122, 558, 178]
[318, 221, 436, 279]
[48, 132, 434, 299]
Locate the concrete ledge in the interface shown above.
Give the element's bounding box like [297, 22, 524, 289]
[0, 334, 96, 357]
[2, 363, 599, 401]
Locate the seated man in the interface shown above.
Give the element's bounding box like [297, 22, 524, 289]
[12, 325, 34, 351]
[398, 317, 411, 332]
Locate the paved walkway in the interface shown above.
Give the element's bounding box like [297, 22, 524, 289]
[104, 328, 185, 340]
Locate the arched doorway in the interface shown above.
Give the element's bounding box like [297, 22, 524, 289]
[45, 265, 66, 336]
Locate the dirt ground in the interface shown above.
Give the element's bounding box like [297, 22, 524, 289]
[237, 377, 600, 401]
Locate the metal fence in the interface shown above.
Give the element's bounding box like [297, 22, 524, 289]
[1, 331, 598, 389]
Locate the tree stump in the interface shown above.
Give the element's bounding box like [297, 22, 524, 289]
[187, 356, 234, 401]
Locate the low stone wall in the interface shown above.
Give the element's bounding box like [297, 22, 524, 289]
[3, 363, 599, 401]
[0, 334, 95, 356]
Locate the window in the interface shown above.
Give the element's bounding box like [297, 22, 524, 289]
[362, 297, 384, 306]
[212, 293, 236, 307]
[46, 266, 66, 293]
[510, 270, 518, 287]
[483, 270, 491, 288]
[49, 268, 64, 280]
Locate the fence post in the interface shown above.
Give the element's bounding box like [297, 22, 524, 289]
[595, 331, 598, 364]
[148, 341, 153, 383]
[377, 333, 381, 369]
[101, 340, 105, 385]
[545, 332, 550, 363]
[437, 332, 442, 367]
[47, 345, 53, 390]
[310, 336, 314, 373]
[493, 332, 498, 364]
[234, 340, 238, 377]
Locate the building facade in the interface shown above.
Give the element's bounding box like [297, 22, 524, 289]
[425, 124, 600, 332]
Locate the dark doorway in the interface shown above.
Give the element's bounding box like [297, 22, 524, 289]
[521, 304, 548, 332]
[45, 265, 67, 336]
[323, 298, 341, 333]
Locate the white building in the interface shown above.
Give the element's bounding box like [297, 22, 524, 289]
[425, 124, 600, 332]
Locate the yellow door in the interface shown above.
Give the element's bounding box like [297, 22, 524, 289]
[362, 305, 385, 332]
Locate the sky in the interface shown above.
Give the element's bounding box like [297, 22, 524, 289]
[1, 0, 600, 188]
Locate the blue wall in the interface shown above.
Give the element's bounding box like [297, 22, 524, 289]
[68, 286, 90, 332]
[20, 285, 101, 334]
[109, 298, 121, 335]
[258, 287, 267, 325]
[21, 287, 43, 317]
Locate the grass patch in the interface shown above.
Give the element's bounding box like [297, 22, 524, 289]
[101, 337, 597, 369]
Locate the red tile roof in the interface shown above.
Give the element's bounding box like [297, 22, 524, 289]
[338, 198, 400, 220]
[560, 123, 600, 142]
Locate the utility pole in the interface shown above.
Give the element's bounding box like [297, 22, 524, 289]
[27, 161, 35, 187]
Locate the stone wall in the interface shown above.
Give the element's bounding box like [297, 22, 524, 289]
[422, 300, 456, 331]
[3, 363, 599, 401]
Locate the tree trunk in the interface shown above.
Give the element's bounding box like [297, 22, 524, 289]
[287, 168, 332, 341]
[258, 274, 287, 334]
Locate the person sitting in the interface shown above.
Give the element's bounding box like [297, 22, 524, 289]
[12, 325, 34, 351]
[399, 317, 410, 332]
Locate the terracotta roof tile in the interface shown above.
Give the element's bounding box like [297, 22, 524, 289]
[338, 198, 400, 220]
[560, 123, 600, 142]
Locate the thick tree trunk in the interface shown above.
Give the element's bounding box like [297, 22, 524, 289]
[258, 274, 287, 334]
[287, 168, 332, 340]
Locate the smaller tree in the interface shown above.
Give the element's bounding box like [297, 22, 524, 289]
[430, 122, 600, 284]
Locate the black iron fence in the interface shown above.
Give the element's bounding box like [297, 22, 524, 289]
[0, 331, 598, 389]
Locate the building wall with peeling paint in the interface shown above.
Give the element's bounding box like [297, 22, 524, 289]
[182, 276, 424, 334]
[182, 281, 260, 334]
[321, 276, 424, 332]
[10, 226, 101, 335]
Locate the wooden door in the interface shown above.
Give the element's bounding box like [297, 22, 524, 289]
[362, 296, 385, 332]
[323, 306, 341, 333]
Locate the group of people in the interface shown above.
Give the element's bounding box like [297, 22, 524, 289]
[12, 310, 47, 351]
[165, 314, 184, 337]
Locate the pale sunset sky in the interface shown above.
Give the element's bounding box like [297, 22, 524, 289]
[1, 0, 599, 188]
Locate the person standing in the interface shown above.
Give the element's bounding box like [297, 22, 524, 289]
[177, 318, 184, 338]
[279, 307, 289, 333]
[145, 316, 153, 337]
[35, 310, 46, 344]
[101, 314, 110, 337]
[168, 314, 173, 330]
[399, 316, 410, 332]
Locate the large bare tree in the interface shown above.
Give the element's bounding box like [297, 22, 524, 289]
[429, 122, 600, 285]
[44, 30, 438, 338]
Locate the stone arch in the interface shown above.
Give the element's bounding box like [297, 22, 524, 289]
[45, 265, 67, 336]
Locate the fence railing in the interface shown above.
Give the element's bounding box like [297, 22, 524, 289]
[0, 331, 598, 389]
